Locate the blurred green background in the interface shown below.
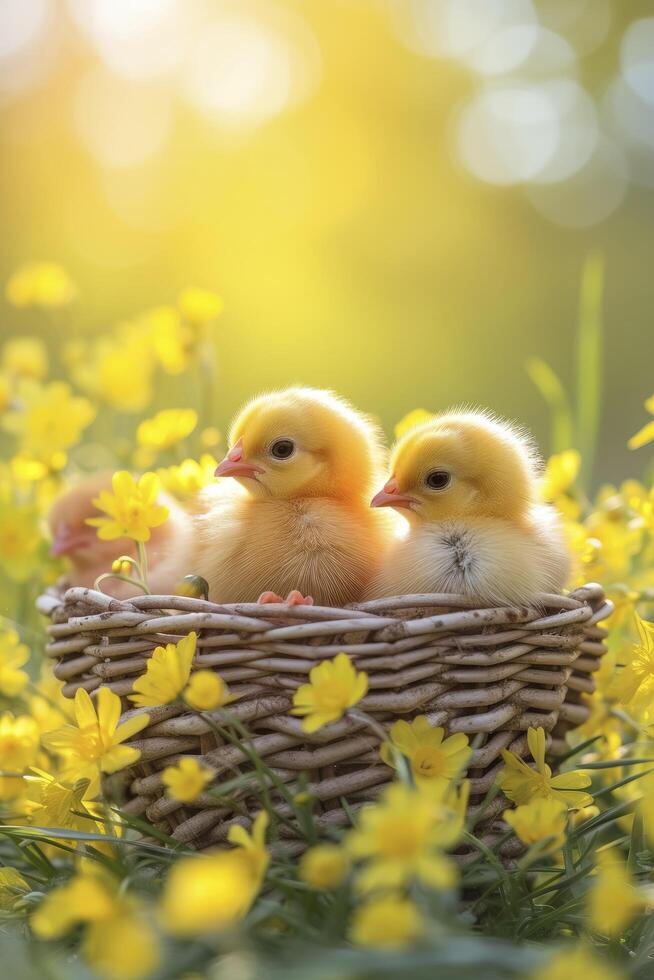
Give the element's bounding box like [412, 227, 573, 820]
[1, 0, 653, 487]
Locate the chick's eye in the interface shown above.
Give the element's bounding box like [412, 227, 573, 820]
[426, 470, 450, 490]
[270, 439, 295, 460]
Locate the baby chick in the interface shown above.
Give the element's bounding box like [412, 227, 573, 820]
[48, 472, 191, 596]
[367, 410, 571, 606]
[183, 387, 393, 605]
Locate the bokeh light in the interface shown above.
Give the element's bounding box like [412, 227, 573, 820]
[0, 0, 55, 105]
[525, 136, 629, 227]
[621, 18, 654, 106]
[72, 67, 173, 168]
[0, 0, 51, 62]
[456, 84, 561, 185]
[67, 0, 187, 81]
[180, 5, 319, 133]
[390, 0, 653, 228]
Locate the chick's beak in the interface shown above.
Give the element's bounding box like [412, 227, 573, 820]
[370, 478, 418, 511]
[214, 438, 266, 480]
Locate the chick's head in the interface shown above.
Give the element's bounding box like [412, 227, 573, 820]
[372, 411, 540, 524]
[215, 387, 385, 504]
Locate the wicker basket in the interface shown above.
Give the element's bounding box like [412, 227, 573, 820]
[37, 583, 612, 852]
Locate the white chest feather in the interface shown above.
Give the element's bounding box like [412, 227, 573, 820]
[371, 512, 569, 606]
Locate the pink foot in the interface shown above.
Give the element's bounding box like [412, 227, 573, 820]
[258, 591, 286, 604]
[286, 590, 314, 606]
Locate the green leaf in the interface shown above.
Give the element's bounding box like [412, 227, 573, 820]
[0, 824, 187, 857]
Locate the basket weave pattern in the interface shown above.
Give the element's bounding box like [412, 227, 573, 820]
[38, 583, 612, 851]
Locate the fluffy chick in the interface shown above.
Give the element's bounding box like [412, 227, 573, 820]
[48, 472, 192, 596]
[366, 410, 571, 606]
[182, 387, 393, 605]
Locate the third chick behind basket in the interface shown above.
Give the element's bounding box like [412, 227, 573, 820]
[180, 387, 395, 605]
[366, 410, 571, 605]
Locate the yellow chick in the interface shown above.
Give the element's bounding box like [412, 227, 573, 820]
[48, 472, 192, 597]
[367, 410, 571, 605]
[182, 387, 393, 605]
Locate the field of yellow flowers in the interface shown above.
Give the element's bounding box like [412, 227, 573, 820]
[2, 259, 654, 980]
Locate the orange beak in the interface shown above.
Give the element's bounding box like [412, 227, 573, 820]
[370, 478, 418, 511]
[214, 438, 265, 480]
[50, 523, 91, 557]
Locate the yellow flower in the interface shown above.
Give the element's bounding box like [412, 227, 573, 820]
[0, 713, 40, 774]
[612, 614, 654, 711]
[10, 453, 50, 484]
[628, 393, 654, 450]
[291, 653, 368, 733]
[528, 945, 626, 980]
[346, 783, 459, 893]
[584, 511, 643, 580]
[503, 797, 567, 850]
[201, 426, 221, 449]
[161, 812, 269, 935]
[71, 327, 155, 413]
[83, 905, 160, 980]
[184, 669, 233, 711]
[226, 810, 270, 884]
[588, 849, 643, 937]
[498, 727, 592, 810]
[32, 870, 159, 980]
[2, 336, 48, 380]
[380, 716, 471, 788]
[28, 666, 74, 734]
[137, 408, 198, 452]
[20, 769, 98, 831]
[129, 632, 197, 708]
[299, 844, 350, 889]
[162, 757, 214, 803]
[44, 687, 149, 792]
[540, 449, 581, 502]
[0, 774, 26, 801]
[0, 866, 29, 912]
[17, 772, 116, 858]
[2, 381, 95, 467]
[0, 626, 29, 697]
[157, 455, 218, 498]
[394, 408, 434, 439]
[178, 286, 224, 324]
[350, 895, 423, 949]
[161, 852, 258, 936]
[145, 305, 192, 375]
[6, 262, 76, 308]
[32, 871, 116, 938]
[569, 804, 600, 828]
[86, 470, 169, 543]
[0, 487, 42, 582]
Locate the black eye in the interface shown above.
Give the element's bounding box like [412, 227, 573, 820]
[426, 470, 451, 490]
[270, 439, 295, 460]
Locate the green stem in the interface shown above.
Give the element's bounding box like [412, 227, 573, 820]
[575, 250, 605, 492]
[136, 540, 150, 593]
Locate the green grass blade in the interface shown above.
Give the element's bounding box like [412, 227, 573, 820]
[525, 357, 574, 455]
[575, 250, 605, 490]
